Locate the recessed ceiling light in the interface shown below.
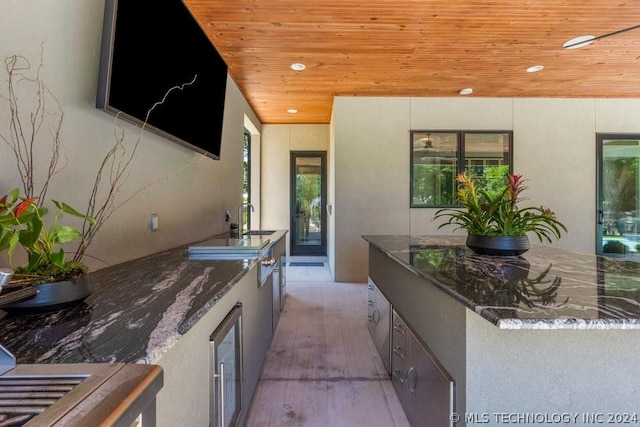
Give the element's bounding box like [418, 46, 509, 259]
[459, 88, 473, 96]
[562, 35, 595, 49]
[526, 65, 544, 73]
[290, 63, 306, 71]
[287, 109, 298, 114]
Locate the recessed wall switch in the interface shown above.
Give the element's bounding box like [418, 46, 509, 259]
[151, 214, 159, 231]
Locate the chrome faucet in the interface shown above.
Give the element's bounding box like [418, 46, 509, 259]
[237, 203, 254, 236]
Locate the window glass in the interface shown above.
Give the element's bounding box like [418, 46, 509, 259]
[242, 129, 251, 228]
[464, 132, 511, 200]
[410, 130, 512, 207]
[411, 132, 458, 207]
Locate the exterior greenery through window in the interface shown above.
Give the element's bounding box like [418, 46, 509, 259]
[410, 131, 513, 207]
[242, 129, 251, 229]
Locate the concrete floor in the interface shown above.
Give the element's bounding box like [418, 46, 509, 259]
[245, 261, 409, 426]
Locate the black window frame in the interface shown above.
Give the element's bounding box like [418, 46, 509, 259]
[410, 130, 513, 208]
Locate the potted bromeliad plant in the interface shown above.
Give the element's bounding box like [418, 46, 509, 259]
[434, 172, 567, 256]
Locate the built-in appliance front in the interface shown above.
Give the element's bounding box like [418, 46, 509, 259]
[210, 303, 243, 427]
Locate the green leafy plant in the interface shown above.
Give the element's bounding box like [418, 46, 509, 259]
[603, 240, 627, 254]
[0, 189, 95, 284]
[1, 50, 199, 288]
[434, 172, 567, 243]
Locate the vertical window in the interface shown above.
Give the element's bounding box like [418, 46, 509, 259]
[242, 128, 251, 229]
[463, 132, 512, 200]
[410, 130, 512, 207]
[411, 132, 459, 206]
[597, 134, 640, 258]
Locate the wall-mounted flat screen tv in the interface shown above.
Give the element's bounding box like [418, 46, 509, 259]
[96, 0, 227, 160]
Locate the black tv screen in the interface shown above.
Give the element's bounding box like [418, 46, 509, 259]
[96, 0, 227, 159]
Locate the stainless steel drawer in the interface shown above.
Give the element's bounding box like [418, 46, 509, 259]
[391, 311, 408, 391]
[391, 310, 455, 427]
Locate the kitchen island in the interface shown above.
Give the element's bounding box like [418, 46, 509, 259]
[363, 235, 640, 426]
[0, 230, 287, 426]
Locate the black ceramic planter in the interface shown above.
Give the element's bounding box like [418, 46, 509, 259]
[466, 234, 530, 256]
[0, 277, 92, 314]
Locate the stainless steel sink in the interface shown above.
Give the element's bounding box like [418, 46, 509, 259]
[188, 235, 271, 259]
[188, 253, 257, 260]
[242, 230, 276, 236]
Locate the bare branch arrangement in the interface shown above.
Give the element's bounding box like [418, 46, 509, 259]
[0, 51, 64, 205]
[1, 48, 201, 271]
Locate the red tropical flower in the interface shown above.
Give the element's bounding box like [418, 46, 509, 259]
[507, 173, 526, 207]
[0, 194, 7, 214]
[14, 197, 38, 218]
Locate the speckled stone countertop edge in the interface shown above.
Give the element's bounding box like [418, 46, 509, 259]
[0, 231, 287, 365]
[363, 234, 640, 330]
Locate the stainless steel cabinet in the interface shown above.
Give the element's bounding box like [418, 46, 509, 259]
[367, 279, 391, 374]
[272, 236, 287, 312]
[392, 310, 455, 427]
[280, 254, 286, 310]
[272, 258, 281, 330]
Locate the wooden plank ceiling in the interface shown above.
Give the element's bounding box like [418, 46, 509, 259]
[183, 0, 640, 124]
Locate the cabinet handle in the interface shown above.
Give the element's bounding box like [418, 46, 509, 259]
[407, 366, 417, 393]
[393, 323, 405, 334]
[219, 361, 225, 426]
[372, 309, 380, 325]
[393, 345, 406, 359]
[393, 368, 406, 384]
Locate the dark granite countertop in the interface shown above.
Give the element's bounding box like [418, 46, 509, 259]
[363, 235, 640, 329]
[0, 230, 287, 364]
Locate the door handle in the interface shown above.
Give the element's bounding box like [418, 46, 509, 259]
[393, 345, 406, 359]
[393, 368, 406, 384]
[372, 309, 380, 325]
[598, 209, 604, 225]
[219, 361, 225, 426]
[393, 323, 405, 334]
[407, 367, 417, 393]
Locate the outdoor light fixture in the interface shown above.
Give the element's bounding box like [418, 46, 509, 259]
[562, 24, 640, 49]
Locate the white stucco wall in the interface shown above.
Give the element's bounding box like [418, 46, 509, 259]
[260, 124, 329, 255]
[333, 96, 640, 282]
[0, 0, 261, 272]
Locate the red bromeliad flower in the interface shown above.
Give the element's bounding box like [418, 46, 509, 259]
[435, 172, 566, 242]
[507, 173, 526, 207]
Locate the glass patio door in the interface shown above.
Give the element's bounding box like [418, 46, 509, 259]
[597, 134, 640, 259]
[290, 152, 327, 255]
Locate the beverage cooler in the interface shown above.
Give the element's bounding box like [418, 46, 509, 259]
[210, 303, 243, 426]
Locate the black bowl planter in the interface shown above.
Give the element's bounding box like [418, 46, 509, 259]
[466, 234, 530, 256]
[0, 277, 92, 314]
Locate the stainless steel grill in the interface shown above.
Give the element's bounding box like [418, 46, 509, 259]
[0, 375, 87, 426]
[0, 364, 162, 427]
[0, 343, 162, 426]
